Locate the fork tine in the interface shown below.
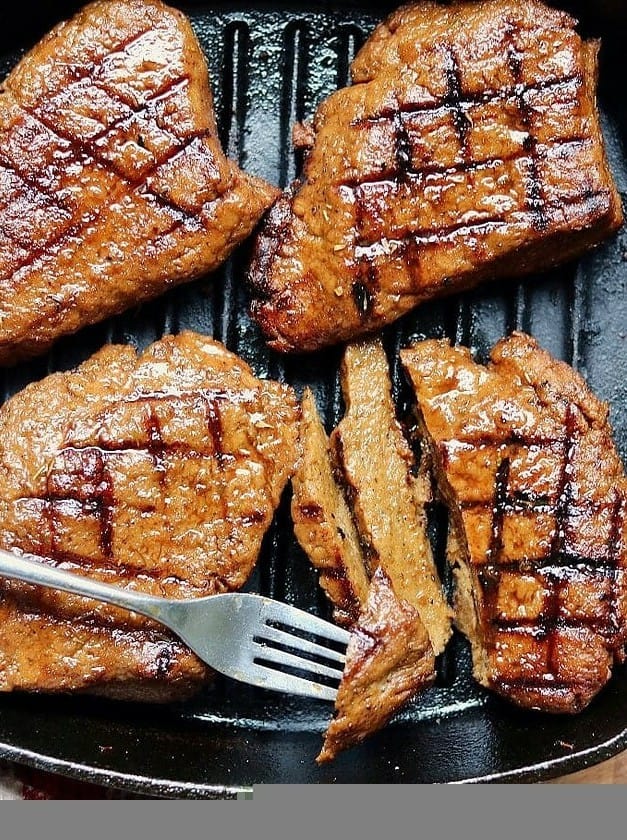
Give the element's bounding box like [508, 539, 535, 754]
[244, 661, 339, 701]
[252, 641, 344, 680]
[261, 601, 352, 645]
[258, 624, 347, 664]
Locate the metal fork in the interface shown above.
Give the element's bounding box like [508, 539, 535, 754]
[0, 546, 349, 701]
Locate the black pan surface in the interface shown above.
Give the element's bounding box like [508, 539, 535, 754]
[0, 1, 626, 795]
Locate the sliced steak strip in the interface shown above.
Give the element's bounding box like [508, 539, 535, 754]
[292, 388, 369, 627]
[292, 341, 449, 759]
[317, 567, 435, 764]
[332, 338, 452, 655]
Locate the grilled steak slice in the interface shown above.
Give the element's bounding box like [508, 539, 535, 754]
[249, 0, 623, 352]
[0, 331, 299, 700]
[292, 389, 369, 627]
[332, 338, 452, 655]
[317, 567, 435, 764]
[0, 0, 278, 365]
[292, 370, 438, 760]
[401, 332, 627, 713]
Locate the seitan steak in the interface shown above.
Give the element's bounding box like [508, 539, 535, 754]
[0, 0, 278, 364]
[0, 331, 299, 701]
[249, 0, 623, 352]
[292, 344, 448, 760]
[401, 332, 627, 713]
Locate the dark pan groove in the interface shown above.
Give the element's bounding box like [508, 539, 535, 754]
[219, 22, 251, 160]
[279, 21, 309, 188]
[0, 1, 625, 794]
[336, 25, 363, 87]
[215, 22, 250, 347]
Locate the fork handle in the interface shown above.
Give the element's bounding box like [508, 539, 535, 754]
[0, 545, 169, 625]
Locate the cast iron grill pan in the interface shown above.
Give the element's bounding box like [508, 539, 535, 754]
[0, 2, 625, 795]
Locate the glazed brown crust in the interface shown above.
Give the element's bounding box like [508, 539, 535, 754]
[401, 332, 627, 713]
[248, 0, 623, 352]
[0, 0, 278, 365]
[317, 567, 435, 763]
[0, 331, 299, 700]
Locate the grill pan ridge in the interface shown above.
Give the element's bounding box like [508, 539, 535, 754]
[0, 1, 625, 794]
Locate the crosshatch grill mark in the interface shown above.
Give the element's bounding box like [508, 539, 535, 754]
[0, 25, 229, 285]
[504, 22, 548, 232]
[29, 391, 275, 581]
[345, 41, 588, 317]
[449, 404, 627, 693]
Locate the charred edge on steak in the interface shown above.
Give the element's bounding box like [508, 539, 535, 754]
[247, 187, 300, 302]
[321, 564, 364, 626]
